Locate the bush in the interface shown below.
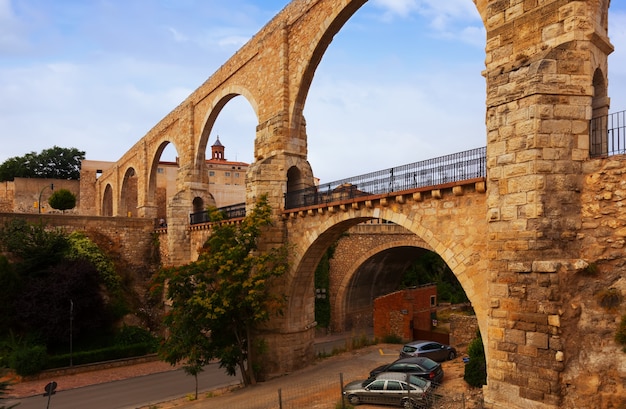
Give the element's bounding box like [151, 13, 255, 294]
[464, 336, 486, 387]
[9, 345, 48, 376]
[114, 325, 158, 348]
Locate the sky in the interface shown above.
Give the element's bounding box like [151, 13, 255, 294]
[1, 0, 625, 184]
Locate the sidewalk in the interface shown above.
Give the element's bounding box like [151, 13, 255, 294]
[4, 330, 373, 399]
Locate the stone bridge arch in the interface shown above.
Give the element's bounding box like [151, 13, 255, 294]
[266, 184, 489, 376]
[330, 227, 435, 334]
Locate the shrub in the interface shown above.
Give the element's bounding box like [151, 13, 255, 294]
[114, 325, 158, 348]
[597, 288, 623, 312]
[9, 345, 48, 377]
[464, 336, 486, 387]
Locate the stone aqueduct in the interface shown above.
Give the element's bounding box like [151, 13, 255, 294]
[80, 1, 626, 408]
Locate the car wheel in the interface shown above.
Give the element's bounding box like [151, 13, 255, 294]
[448, 351, 456, 360]
[401, 397, 417, 409]
[348, 394, 360, 405]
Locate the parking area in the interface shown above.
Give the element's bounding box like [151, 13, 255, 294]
[149, 344, 483, 409]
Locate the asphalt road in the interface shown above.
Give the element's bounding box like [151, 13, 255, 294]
[4, 334, 364, 409]
[5, 364, 241, 409]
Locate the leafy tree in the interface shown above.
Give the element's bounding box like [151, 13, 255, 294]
[48, 189, 77, 213]
[401, 252, 468, 304]
[0, 219, 69, 275]
[0, 220, 121, 349]
[14, 258, 111, 346]
[152, 194, 290, 386]
[0, 146, 85, 181]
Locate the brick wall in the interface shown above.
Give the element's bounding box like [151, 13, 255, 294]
[373, 286, 437, 340]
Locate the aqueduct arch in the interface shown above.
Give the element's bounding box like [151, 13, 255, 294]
[84, 0, 622, 407]
[332, 233, 436, 334]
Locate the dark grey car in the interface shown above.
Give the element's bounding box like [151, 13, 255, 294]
[370, 356, 444, 385]
[399, 340, 457, 362]
[343, 372, 433, 408]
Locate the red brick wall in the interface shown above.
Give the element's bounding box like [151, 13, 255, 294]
[373, 285, 437, 340]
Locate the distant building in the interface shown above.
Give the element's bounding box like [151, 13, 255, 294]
[205, 137, 249, 207]
[75, 137, 250, 220]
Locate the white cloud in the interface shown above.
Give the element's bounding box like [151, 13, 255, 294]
[167, 27, 188, 43]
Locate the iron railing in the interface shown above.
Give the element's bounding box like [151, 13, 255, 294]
[590, 110, 626, 157]
[284, 147, 486, 210]
[189, 202, 246, 225]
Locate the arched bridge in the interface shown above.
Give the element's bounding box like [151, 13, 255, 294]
[81, 1, 625, 408]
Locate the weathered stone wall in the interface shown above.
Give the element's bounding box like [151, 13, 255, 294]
[1, 178, 80, 214]
[0, 213, 156, 271]
[450, 314, 479, 352]
[552, 156, 626, 409]
[0, 181, 14, 212]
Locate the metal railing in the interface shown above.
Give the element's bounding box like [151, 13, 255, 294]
[284, 147, 486, 210]
[590, 110, 626, 157]
[190, 202, 246, 225]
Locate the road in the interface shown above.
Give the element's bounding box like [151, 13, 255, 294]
[4, 364, 241, 409]
[4, 333, 364, 409]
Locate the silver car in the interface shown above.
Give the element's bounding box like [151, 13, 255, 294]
[399, 340, 457, 361]
[343, 372, 433, 408]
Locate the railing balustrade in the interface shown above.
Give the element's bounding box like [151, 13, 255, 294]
[590, 110, 626, 157]
[284, 147, 486, 210]
[189, 202, 246, 225]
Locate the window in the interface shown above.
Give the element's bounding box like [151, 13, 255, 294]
[209, 171, 215, 176]
[157, 168, 164, 174]
[235, 172, 240, 177]
[386, 381, 402, 391]
[368, 381, 385, 391]
[225, 172, 231, 177]
[430, 295, 436, 307]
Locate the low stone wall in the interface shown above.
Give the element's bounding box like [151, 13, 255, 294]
[449, 314, 478, 353]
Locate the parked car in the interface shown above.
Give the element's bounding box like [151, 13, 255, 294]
[343, 372, 434, 408]
[369, 357, 444, 385]
[399, 340, 457, 361]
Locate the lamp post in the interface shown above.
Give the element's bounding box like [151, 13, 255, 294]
[38, 183, 54, 213]
[70, 299, 74, 367]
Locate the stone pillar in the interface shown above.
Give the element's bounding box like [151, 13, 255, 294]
[482, 1, 612, 408]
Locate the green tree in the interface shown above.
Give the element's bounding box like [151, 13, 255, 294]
[0, 146, 85, 181]
[48, 189, 77, 213]
[401, 252, 468, 304]
[152, 194, 289, 386]
[0, 219, 69, 275]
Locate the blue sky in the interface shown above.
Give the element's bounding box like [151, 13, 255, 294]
[1, 0, 625, 183]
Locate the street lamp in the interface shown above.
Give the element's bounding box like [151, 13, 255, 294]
[38, 183, 54, 213]
[70, 299, 74, 367]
